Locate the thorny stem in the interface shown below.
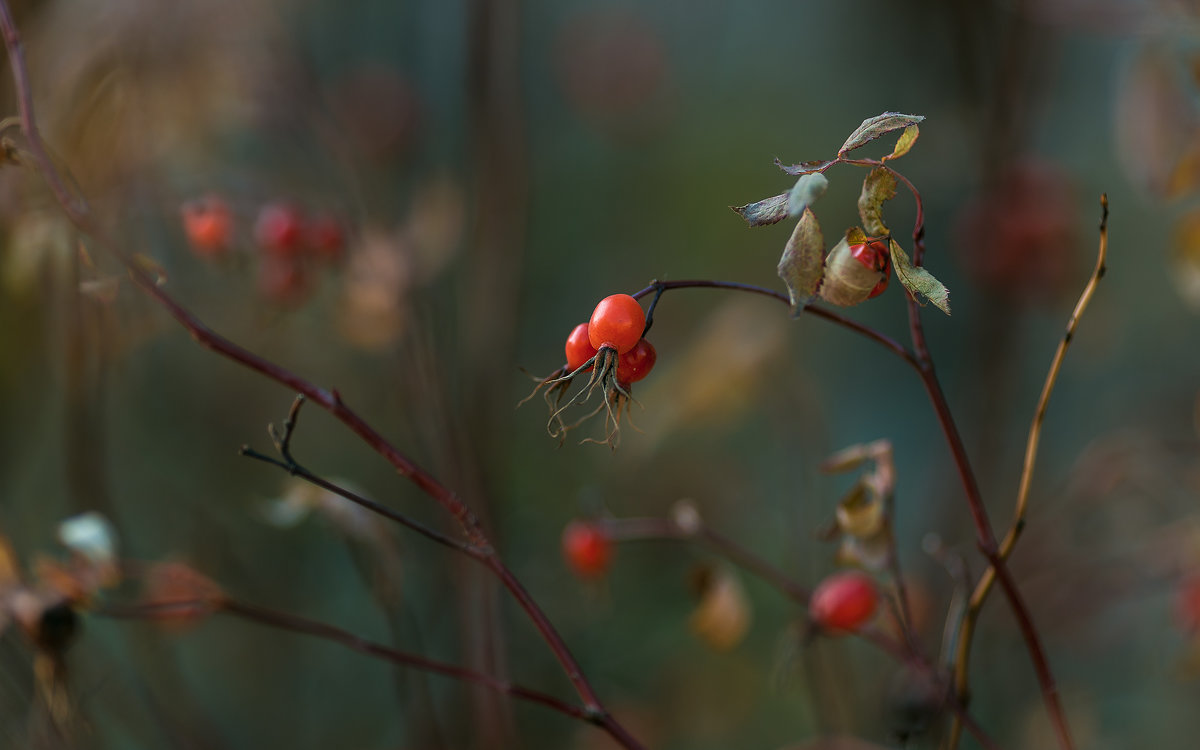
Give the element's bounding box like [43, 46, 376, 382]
[601, 515, 1003, 750]
[0, 6, 642, 747]
[945, 195, 1108, 750]
[98, 600, 594, 724]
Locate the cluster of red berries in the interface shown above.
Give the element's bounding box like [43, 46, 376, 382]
[527, 293, 657, 446]
[565, 294, 657, 386]
[180, 194, 345, 305]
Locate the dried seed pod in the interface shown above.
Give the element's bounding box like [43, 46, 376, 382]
[819, 236, 889, 307]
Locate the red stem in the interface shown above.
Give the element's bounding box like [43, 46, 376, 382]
[629, 280, 917, 369]
[896, 209, 1072, 748]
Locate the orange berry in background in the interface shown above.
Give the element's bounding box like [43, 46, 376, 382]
[181, 194, 233, 258]
[562, 521, 612, 579]
[254, 202, 305, 258]
[306, 213, 345, 261]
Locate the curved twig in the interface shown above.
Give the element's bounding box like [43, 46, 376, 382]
[945, 195, 1108, 750]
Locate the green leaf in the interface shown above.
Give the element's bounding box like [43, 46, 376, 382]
[777, 208, 825, 314]
[731, 192, 789, 227]
[787, 172, 829, 218]
[857, 167, 896, 236]
[889, 239, 951, 315]
[775, 158, 836, 176]
[884, 124, 919, 160]
[839, 112, 925, 156]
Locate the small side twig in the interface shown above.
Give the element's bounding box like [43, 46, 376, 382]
[238, 443, 477, 556]
[267, 394, 306, 465]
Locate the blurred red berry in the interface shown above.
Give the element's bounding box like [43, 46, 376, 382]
[306, 213, 345, 261]
[555, 8, 669, 141]
[810, 570, 879, 634]
[955, 160, 1079, 302]
[258, 256, 309, 306]
[562, 521, 612, 579]
[180, 194, 232, 258]
[254, 202, 305, 257]
[1175, 574, 1200, 634]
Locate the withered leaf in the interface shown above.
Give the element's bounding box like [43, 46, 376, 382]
[858, 167, 897, 236]
[777, 208, 825, 313]
[732, 192, 790, 227]
[889, 239, 950, 315]
[839, 112, 925, 156]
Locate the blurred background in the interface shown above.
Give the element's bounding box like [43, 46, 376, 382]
[0, 0, 1199, 748]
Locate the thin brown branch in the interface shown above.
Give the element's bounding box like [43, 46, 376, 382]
[97, 600, 592, 723]
[629, 279, 918, 369]
[602, 515, 812, 603]
[876, 156, 1073, 750]
[946, 194, 1108, 750]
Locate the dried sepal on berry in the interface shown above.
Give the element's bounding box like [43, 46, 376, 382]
[818, 230, 890, 307]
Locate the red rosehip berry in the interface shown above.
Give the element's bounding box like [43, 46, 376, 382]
[809, 570, 879, 633]
[1175, 574, 1200, 634]
[258, 256, 309, 306]
[562, 521, 612, 579]
[564, 322, 597, 372]
[306, 213, 345, 261]
[849, 240, 891, 299]
[254, 202, 305, 257]
[588, 294, 645, 354]
[180, 194, 232, 258]
[615, 338, 656, 385]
